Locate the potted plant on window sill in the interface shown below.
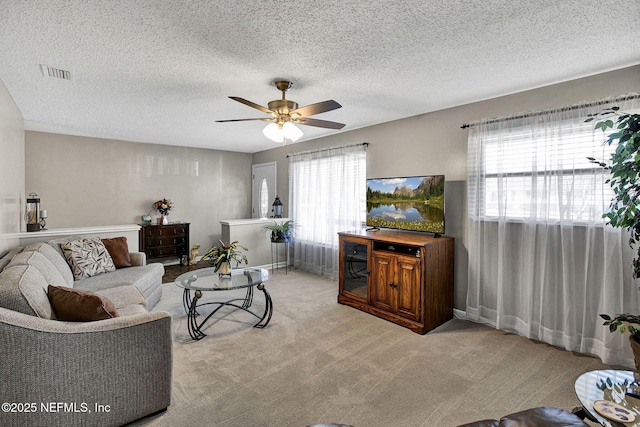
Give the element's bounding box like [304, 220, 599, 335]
[201, 240, 248, 275]
[587, 107, 640, 369]
[261, 219, 297, 243]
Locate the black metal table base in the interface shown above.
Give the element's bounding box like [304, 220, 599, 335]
[182, 284, 273, 340]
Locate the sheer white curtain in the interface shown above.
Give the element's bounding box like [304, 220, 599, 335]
[466, 94, 640, 366]
[288, 144, 366, 278]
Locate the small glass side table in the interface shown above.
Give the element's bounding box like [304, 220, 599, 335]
[574, 369, 640, 426]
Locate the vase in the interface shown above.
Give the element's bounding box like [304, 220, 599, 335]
[629, 335, 640, 371]
[217, 261, 231, 275]
[158, 215, 168, 225]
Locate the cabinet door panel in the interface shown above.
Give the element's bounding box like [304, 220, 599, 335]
[395, 256, 421, 321]
[339, 237, 370, 302]
[372, 253, 393, 312]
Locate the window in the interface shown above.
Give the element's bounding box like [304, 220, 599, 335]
[475, 119, 615, 221]
[288, 144, 367, 277]
[465, 94, 640, 368]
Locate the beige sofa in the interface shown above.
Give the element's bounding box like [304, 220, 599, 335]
[0, 237, 172, 427]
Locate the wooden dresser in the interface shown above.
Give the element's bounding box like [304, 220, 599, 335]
[139, 223, 190, 264]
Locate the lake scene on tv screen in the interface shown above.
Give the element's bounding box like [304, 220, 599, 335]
[366, 175, 444, 233]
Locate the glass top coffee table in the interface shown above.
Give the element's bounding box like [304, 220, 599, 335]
[175, 267, 272, 340]
[575, 369, 640, 426]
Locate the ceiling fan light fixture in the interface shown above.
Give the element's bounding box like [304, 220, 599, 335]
[263, 123, 284, 143]
[283, 122, 303, 142]
[218, 79, 343, 142]
[263, 122, 303, 143]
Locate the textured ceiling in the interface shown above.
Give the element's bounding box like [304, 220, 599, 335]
[0, 0, 638, 153]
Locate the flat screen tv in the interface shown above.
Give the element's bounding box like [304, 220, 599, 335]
[366, 175, 445, 235]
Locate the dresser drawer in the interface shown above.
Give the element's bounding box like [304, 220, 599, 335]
[145, 236, 187, 248]
[146, 245, 188, 258]
[143, 225, 187, 238]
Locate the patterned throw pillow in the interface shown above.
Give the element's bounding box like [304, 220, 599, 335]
[60, 238, 116, 280]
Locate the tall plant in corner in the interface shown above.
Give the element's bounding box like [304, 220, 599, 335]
[586, 106, 640, 366]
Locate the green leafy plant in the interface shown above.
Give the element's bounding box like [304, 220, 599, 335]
[600, 313, 640, 340]
[587, 107, 640, 338]
[260, 219, 297, 242]
[201, 240, 248, 272]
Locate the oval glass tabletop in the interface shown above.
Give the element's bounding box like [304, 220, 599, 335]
[175, 267, 270, 291]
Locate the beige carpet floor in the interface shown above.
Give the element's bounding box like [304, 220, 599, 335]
[134, 269, 606, 427]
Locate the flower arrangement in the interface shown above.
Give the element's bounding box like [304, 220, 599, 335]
[153, 199, 172, 216]
[201, 240, 248, 272]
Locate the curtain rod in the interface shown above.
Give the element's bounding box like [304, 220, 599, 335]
[460, 92, 640, 129]
[286, 142, 368, 158]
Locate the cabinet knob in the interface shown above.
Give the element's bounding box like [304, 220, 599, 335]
[389, 283, 398, 288]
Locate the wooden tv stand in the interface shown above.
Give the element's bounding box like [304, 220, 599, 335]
[338, 229, 454, 334]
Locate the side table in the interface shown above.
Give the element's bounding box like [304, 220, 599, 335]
[574, 369, 640, 426]
[270, 240, 290, 274]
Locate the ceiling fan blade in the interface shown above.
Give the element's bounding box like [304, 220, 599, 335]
[215, 118, 273, 123]
[296, 117, 346, 130]
[229, 97, 274, 115]
[291, 100, 342, 117]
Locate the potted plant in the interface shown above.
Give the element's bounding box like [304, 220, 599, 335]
[201, 240, 248, 275]
[587, 107, 640, 368]
[261, 219, 297, 242]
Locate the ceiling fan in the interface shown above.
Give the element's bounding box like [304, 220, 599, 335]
[216, 80, 345, 143]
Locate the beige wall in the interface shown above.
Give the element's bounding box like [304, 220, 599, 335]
[0, 79, 24, 254]
[25, 132, 253, 252]
[252, 65, 640, 309]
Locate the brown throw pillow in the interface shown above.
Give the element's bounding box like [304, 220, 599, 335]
[101, 237, 132, 268]
[47, 285, 119, 322]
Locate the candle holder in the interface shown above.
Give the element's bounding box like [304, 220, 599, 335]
[39, 210, 47, 231]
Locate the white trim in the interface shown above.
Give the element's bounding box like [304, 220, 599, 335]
[220, 218, 289, 226]
[18, 224, 140, 239]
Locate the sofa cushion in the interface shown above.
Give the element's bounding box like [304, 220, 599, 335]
[499, 407, 588, 426]
[0, 263, 55, 319]
[60, 238, 116, 280]
[95, 285, 147, 309]
[101, 237, 132, 268]
[7, 250, 67, 287]
[456, 407, 588, 427]
[25, 242, 74, 287]
[0, 247, 25, 273]
[47, 285, 119, 321]
[75, 263, 164, 308]
[115, 302, 149, 317]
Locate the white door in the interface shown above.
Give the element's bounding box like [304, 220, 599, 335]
[252, 162, 277, 218]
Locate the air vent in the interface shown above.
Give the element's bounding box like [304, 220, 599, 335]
[40, 64, 72, 81]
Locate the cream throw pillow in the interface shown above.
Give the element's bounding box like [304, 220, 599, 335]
[60, 238, 116, 280]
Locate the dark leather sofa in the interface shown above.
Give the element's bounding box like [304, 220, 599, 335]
[456, 407, 588, 427]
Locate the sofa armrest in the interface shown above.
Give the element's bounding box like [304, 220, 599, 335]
[129, 251, 146, 266]
[0, 307, 172, 426]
